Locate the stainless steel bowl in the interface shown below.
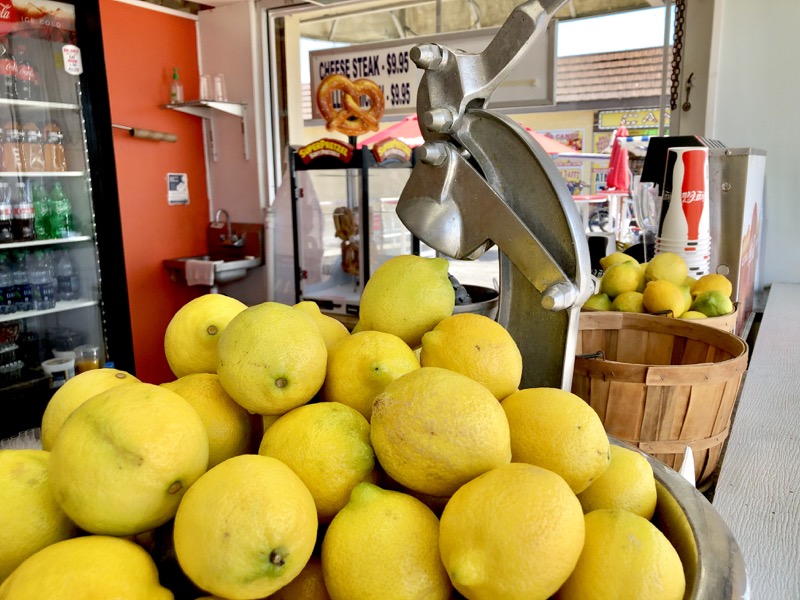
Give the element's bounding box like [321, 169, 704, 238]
[612, 437, 748, 599]
[452, 285, 499, 320]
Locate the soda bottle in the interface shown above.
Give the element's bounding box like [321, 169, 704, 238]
[21, 122, 45, 172]
[0, 182, 12, 243]
[48, 181, 74, 238]
[12, 43, 40, 102]
[2, 120, 23, 172]
[55, 249, 80, 301]
[28, 250, 55, 310]
[0, 37, 16, 100]
[43, 121, 67, 172]
[0, 252, 15, 314]
[10, 182, 34, 241]
[31, 182, 50, 239]
[11, 250, 32, 311]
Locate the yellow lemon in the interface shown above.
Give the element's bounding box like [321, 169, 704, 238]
[501, 388, 609, 494]
[173, 454, 317, 600]
[258, 402, 377, 522]
[0, 535, 173, 600]
[40, 368, 139, 451]
[358, 254, 455, 348]
[557, 508, 685, 600]
[370, 367, 511, 497]
[680, 310, 708, 320]
[321, 330, 420, 420]
[440, 463, 585, 600]
[576, 445, 657, 520]
[0, 450, 76, 583]
[48, 383, 209, 536]
[643, 279, 686, 318]
[268, 556, 330, 600]
[161, 373, 253, 468]
[583, 292, 613, 311]
[600, 260, 644, 298]
[690, 289, 735, 317]
[644, 252, 688, 286]
[293, 301, 350, 351]
[611, 291, 644, 313]
[321, 482, 451, 600]
[680, 284, 693, 313]
[691, 273, 733, 298]
[420, 313, 522, 400]
[599, 251, 637, 272]
[164, 293, 248, 378]
[683, 274, 697, 287]
[217, 301, 328, 415]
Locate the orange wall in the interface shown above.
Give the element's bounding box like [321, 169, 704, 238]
[99, 0, 208, 384]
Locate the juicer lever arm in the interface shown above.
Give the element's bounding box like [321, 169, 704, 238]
[411, 0, 568, 137]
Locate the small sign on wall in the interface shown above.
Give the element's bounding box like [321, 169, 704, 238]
[167, 173, 189, 205]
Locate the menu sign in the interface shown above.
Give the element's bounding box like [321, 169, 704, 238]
[0, 1, 75, 37]
[309, 24, 556, 119]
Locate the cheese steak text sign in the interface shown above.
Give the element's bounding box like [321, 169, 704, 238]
[309, 24, 556, 119]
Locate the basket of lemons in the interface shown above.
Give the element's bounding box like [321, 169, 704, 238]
[585, 251, 737, 333]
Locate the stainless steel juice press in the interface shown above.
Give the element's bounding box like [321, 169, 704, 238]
[396, 0, 592, 390]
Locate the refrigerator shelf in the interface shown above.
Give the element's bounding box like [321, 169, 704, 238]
[0, 235, 92, 251]
[0, 172, 85, 178]
[0, 98, 80, 111]
[0, 299, 100, 325]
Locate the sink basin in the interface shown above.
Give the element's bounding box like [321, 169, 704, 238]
[163, 254, 262, 284]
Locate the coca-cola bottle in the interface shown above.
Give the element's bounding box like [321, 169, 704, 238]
[0, 37, 16, 100]
[12, 43, 40, 102]
[10, 182, 34, 241]
[0, 182, 12, 242]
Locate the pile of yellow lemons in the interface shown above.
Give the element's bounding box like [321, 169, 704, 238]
[1, 254, 687, 600]
[586, 251, 735, 319]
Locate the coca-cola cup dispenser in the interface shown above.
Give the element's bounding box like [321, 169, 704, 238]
[641, 136, 767, 336]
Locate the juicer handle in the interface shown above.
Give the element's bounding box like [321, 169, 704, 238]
[411, 0, 569, 137]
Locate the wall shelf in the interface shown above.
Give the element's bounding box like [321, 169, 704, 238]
[162, 100, 249, 161]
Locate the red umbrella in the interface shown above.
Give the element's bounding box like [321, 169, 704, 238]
[605, 126, 631, 192]
[358, 115, 575, 155]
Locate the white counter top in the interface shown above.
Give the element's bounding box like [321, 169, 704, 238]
[712, 283, 800, 597]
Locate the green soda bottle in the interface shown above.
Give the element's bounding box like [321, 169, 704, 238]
[31, 182, 50, 239]
[48, 182, 74, 238]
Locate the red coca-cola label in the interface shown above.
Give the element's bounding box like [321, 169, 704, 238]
[679, 149, 707, 240]
[12, 203, 33, 219]
[0, 57, 14, 76]
[16, 61, 36, 82]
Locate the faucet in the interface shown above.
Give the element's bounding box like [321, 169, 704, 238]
[215, 209, 244, 247]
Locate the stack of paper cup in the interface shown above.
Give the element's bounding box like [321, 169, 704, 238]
[656, 146, 711, 277]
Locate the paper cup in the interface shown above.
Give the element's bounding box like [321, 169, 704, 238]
[659, 147, 711, 242]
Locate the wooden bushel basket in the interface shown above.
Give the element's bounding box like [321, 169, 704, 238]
[572, 312, 748, 490]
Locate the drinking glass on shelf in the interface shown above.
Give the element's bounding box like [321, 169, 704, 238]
[200, 74, 212, 100]
[213, 74, 227, 102]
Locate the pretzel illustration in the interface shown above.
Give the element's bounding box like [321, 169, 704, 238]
[317, 74, 385, 137]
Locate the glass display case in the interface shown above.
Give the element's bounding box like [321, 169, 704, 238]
[289, 143, 418, 321]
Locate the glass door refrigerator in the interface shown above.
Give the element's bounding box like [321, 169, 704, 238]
[0, 0, 133, 439]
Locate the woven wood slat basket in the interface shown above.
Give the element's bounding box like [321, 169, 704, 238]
[572, 312, 748, 489]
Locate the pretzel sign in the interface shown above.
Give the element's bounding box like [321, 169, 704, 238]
[317, 74, 385, 137]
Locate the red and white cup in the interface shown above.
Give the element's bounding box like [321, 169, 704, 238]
[659, 147, 711, 244]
